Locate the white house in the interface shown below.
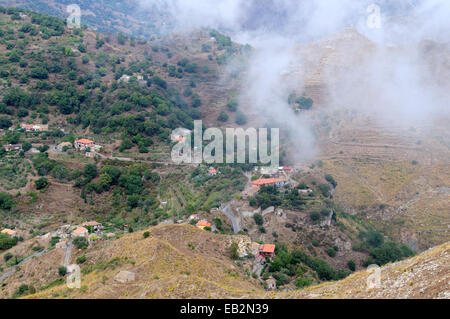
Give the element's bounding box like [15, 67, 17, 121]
[72, 226, 88, 237]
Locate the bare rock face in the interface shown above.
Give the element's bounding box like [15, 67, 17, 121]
[114, 271, 135, 283]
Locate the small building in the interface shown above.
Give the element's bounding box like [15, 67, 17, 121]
[118, 75, 131, 83]
[171, 128, 191, 142]
[260, 244, 276, 259]
[265, 278, 277, 291]
[251, 178, 289, 188]
[57, 142, 73, 152]
[72, 226, 88, 237]
[20, 123, 49, 132]
[196, 220, 212, 230]
[74, 139, 95, 150]
[4, 144, 22, 152]
[208, 167, 218, 176]
[83, 221, 103, 232]
[188, 214, 199, 222]
[1, 229, 17, 237]
[260, 167, 278, 175]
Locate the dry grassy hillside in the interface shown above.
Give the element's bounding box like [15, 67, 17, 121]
[23, 224, 263, 299]
[11, 224, 448, 299]
[280, 241, 449, 299]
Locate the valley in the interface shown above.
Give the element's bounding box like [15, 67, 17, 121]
[0, 4, 447, 300]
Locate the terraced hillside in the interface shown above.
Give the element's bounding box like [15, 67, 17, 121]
[6, 224, 446, 299]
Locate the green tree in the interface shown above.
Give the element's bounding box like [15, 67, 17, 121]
[217, 111, 229, 122]
[230, 242, 239, 260]
[235, 111, 247, 125]
[347, 260, 356, 271]
[35, 177, 48, 190]
[58, 266, 67, 276]
[73, 236, 88, 249]
[84, 164, 98, 181]
[253, 213, 264, 226]
[0, 192, 15, 210]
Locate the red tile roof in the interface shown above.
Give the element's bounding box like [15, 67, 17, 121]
[73, 226, 88, 235]
[251, 178, 287, 186]
[262, 244, 276, 254]
[197, 220, 212, 227]
[76, 139, 94, 144]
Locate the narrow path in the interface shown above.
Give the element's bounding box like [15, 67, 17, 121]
[220, 201, 240, 234]
[0, 249, 48, 282]
[63, 240, 73, 267]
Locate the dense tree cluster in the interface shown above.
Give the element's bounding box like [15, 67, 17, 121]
[354, 230, 416, 266]
[266, 244, 350, 288]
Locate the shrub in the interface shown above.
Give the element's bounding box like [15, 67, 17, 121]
[143, 231, 150, 239]
[58, 266, 67, 276]
[310, 211, 321, 223]
[295, 276, 311, 288]
[213, 218, 223, 231]
[317, 184, 331, 197]
[325, 174, 337, 187]
[83, 164, 98, 181]
[76, 255, 86, 264]
[73, 236, 88, 249]
[230, 242, 239, 260]
[13, 284, 35, 298]
[253, 213, 264, 226]
[0, 117, 12, 129]
[3, 252, 13, 262]
[0, 192, 15, 210]
[347, 260, 356, 271]
[217, 111, 229, 122]
[35, 177, 48, 190]
[326, 247, 337, 258]
[235, 111, 247, 125]
[369, 242, 415, 266]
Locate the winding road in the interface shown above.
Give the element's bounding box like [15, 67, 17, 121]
[221, 201, 241, 234]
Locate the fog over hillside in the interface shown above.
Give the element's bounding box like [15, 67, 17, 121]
[139, 0, 450, 160]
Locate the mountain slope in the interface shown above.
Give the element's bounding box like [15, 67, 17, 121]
[14, 224, 449, 299]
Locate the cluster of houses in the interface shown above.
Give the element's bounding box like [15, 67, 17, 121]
[235, 239, 278, 290]
[118, 74, 146, 87]
[72, 221, 104, 238]
[74, 138, 102, 151]
[20, 123, 48, 132]
[242, 178, 290, 199]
